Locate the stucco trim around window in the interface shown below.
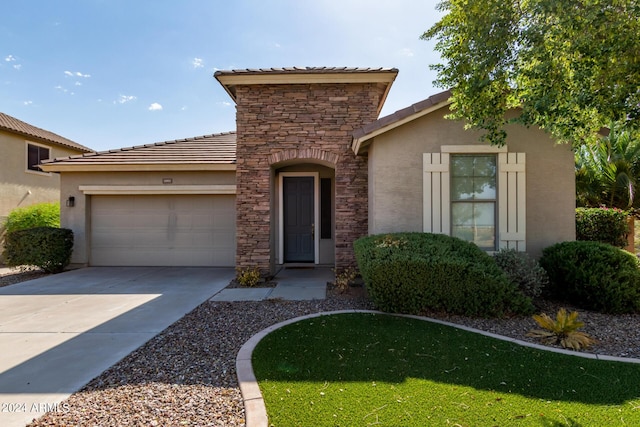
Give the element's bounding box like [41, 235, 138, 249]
[78, 185, 236, 195]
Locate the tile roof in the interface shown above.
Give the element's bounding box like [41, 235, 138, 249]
[0, 112, 92, 152]
[215, 66, 399, 117]
[352, 90, 452, 140]
[214, 67, 398, 77]
[351, 90, 452, 154]
[41, 132, 237, 167]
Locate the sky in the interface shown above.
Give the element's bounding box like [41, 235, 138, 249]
[1, 0, 445, 152]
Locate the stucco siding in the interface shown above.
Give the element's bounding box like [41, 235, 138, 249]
[367, 107, 575, 257]
[0, 130, 82, 219]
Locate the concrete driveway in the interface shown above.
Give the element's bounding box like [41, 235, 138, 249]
[0, 267, 234, 427]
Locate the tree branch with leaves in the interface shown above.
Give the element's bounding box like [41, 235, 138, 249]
[423, 0, 640, 147]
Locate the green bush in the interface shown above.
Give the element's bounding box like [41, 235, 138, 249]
[539, 241, 640, 314]
[354, 233, 533, 317]
[235, 266, 261, 287]
[575, 207, 629, 248]
[3, 227, 73, 273]
[493, 248, 549, 298]
[4, 202, 60, 234]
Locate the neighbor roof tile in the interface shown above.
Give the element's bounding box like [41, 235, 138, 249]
[0, 112, 92, 152]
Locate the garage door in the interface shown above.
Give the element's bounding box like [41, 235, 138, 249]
[90, 195, 235, 266]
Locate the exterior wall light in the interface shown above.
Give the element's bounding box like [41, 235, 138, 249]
[66, 196, 75, 207]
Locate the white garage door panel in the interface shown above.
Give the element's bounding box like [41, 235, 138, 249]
[90, 195, 236, 266]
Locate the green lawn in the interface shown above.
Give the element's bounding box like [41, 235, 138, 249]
[252, 313, 640, 426]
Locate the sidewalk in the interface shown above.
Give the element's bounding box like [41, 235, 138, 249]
[210, 266, 333, 302]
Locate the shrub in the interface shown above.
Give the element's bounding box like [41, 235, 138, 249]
[235, 266, 261, 287]
[3, 202, 60, 234]
[354, 232, 533, 317]
[3, 227, 73, 273]
[493, 248, 548, 298]
[527, 308, 595, 350]
[332, 267, 358, 294]
[575, 207, 629, 248]
[539, 241, 640, 313]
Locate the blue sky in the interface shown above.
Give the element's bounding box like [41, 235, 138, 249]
[1, 1, 444, 152]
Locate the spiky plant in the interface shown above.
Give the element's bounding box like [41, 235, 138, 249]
[527, 308, 596, 350]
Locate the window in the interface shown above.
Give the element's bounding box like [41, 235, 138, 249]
[423, 146, 526, 251]
[320, 178, 332, 239]
[27, 143, 50, 172]
[450, 155, 497, 250]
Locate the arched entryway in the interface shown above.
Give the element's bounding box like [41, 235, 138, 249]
[270, 151, 336, 267]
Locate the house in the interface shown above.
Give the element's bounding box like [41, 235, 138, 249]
[0, 112, 92, 226]
[40, 67, 575, 272]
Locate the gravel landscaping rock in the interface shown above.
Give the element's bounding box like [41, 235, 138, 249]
[0, 272, 634, 426]
[0, 268, 47, 288]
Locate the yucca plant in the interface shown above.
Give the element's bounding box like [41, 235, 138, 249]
[527, 308, 596, 350]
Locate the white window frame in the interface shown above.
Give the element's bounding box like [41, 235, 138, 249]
[423, 145, 526, 252]
[450, 153, 498, 250]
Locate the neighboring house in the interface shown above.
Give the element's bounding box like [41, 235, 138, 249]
[40, 67, 575, 271]
[0, 112, 92, 228]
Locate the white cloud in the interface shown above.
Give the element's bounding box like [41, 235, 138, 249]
[6, 55, 21, 70]
[55, 85, 68, 93]
[192, 57, 204, 68]
[399, 48, 414, 57]
[217, 101, 232, 107]
[64, 70, 90, 78]
[23, 100, 32, 105]
[181, 106, 187, 111]
[116, 95, 137, 104]
[75, 81, 82, 86]
[148, 102, 163, 111]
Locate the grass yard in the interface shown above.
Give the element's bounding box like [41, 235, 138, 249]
[252, 313, 640, 426]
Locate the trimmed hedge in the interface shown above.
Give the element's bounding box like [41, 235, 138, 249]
[4, 202, 60, 233]
[354, 233, 533, 317]
[3, 227, 73, 273]
[540, 240, 640, 314]
[575, 207, 628, 248]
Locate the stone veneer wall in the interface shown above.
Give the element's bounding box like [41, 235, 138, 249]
[234, 82, 388, 272]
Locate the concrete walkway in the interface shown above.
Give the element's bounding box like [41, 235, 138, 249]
[0, 265, 331, 427]
[210, 266, 333, 302]
[0, 266, 235, 427]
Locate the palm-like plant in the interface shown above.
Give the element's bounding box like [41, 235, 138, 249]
[527, 308, 595, 350]
[575, 122, 640, 209]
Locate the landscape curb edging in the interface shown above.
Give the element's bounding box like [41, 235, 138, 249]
[236, 309, 640, 427]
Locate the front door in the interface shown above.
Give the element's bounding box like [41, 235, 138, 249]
[283, 176, 315, 262]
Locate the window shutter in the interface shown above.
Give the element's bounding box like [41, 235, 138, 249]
[423, 153, 450, 234]
[498, 152, 526, 251]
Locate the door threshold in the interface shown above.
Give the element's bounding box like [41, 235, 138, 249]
[282, 263, 316, 269]
[280, 263, 335, 269]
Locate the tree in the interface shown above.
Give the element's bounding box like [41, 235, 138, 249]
[422, 0, 640, 147]
[575, 123, 640, 208]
